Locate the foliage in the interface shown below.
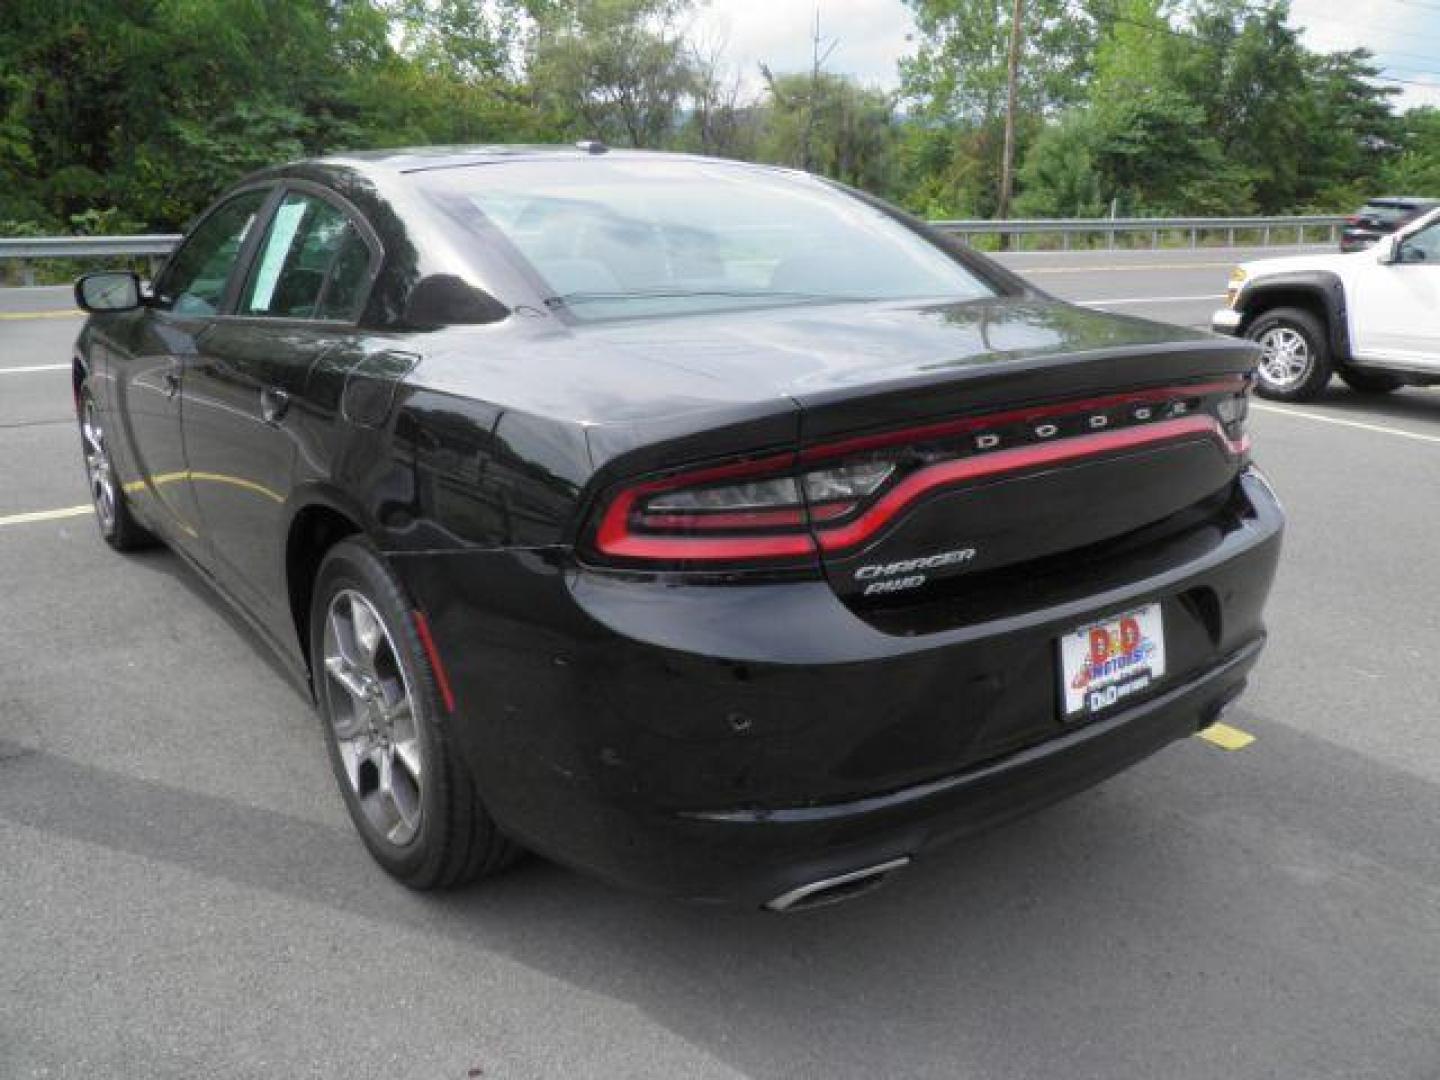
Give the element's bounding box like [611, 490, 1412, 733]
[1381, 108, 1440, 195]
[527, 0, 697, 147]
[1013, 112, 1103, 217]
[758, 72, 899, 193]
[0, 0, 1433, 237]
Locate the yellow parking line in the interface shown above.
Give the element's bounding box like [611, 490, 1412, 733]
[1197, 722, 1255, 751]
[0, 504, 93, 527]
[0, 309, 82, 320]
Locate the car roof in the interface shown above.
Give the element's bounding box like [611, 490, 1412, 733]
[301, 144, 779, 176]
[1362, 196, 1440, 208]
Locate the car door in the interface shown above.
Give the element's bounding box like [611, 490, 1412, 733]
[108, 187, 273, 553]
[180, 185, 382, 631]
[1349, 215, 1440, 365]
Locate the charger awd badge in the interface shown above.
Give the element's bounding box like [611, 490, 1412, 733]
[854, 547, 977, 595]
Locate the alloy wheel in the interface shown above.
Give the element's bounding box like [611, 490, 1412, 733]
[322, 589, 425, 846]
[1256, 326, 1312, 389]
[80, 395, 117, 533]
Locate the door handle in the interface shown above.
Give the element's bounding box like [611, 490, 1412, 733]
[260, 386, 290, 426]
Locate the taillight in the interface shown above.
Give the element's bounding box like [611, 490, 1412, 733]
[586, 378, 1251, 569]
[590, 453, 896, 565]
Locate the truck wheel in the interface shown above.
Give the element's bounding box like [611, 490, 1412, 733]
[1338, 368, 1402, 394]
[1246, 307, 1332, 402]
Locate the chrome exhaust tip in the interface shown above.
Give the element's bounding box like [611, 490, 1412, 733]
[764, 856, 911, 913]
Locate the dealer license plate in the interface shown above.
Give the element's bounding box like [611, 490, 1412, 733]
[1059, 603, 1166, 718]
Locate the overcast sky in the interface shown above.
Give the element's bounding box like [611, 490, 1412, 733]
[689, 0, 1440, 109]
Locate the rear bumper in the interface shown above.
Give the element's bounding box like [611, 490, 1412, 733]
[670, 636, 1261, 907]
[389, 470, 1283, 905]
[1339, 233, 1378, 252]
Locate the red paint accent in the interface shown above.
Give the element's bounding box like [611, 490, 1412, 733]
[412, 610, 456, 714]
[798, 379, 1246, 462]
[814, 415, 1236, 552]
[597, 527, 816, 562]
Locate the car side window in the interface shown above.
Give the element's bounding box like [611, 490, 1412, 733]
[316, 226, 374, 321]
[1399, 221, 1440, 264]
[153, 189, 269, 316]
[239, 191, 373, 321]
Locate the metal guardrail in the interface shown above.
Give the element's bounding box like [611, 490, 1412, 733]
[0, 235, 182, 286]
[0, 235, 182, 259]
[0, 215, 1346, 283]
[931, 215, 1346, 250]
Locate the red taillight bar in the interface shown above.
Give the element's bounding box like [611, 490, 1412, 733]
[799, 378, 1246, 463]
[813, 415, 1242, 552]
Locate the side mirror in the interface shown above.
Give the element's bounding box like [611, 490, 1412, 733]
[75, 271, 143, 313]
[1376, 235, 1401, 265]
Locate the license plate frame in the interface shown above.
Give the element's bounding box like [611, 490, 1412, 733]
[1059, 603, 1166, 719]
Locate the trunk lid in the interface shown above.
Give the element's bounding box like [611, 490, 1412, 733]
[753, 300, 1258, 610]
[569, 298, 1256, 597]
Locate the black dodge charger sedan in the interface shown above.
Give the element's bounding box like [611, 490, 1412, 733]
[73, 146, 1283, 909]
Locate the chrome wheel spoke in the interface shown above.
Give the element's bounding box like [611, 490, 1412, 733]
[350, 597, 384, 666]
[336, 731, 373, 789]
[359, 745, 421, 845]
[327, 604, 366, 674]
[324, 653, 370, 706]
[393, 735, 423, 785]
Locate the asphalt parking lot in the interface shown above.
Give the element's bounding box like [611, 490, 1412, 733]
[3, 248, 1439, 1079]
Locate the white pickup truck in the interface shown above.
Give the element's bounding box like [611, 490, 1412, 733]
[1213, 207, 1440, 400]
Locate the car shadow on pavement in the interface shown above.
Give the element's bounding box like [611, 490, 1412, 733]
[2, 701, 1437, 1078]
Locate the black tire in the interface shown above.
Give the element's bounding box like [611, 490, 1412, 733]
[1338, 367, 1402, 394]
[78, 384, 156, 551]
[1245, 306, 1333, 402]
[309, 537, 518, 889]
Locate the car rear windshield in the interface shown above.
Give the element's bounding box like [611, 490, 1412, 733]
[416, 158, 997, 321]
[1357, 202, 1424, 224]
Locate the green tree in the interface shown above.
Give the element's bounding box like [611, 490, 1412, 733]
[900, 0, 1094, 215]
[759, 71, 899, 195]
[1382, 108, 1440, 195]
[1300, 49, 1403, 206]
[527, 0, 697, 147]
[1013, 110, 1103, 216]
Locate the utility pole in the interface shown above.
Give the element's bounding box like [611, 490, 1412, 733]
[804, 10, 837, 173]
[997, 0, 1025, 232]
